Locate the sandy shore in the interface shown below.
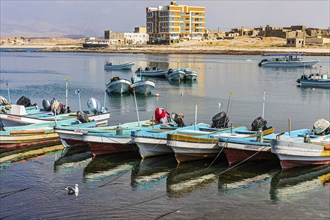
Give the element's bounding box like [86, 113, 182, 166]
[1, 37, 329, 56]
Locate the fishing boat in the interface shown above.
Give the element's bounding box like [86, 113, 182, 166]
[179, 68, 198, 81]
[135, 67, 167, 77]
[106, 76, 131, 94]
[165, 69, 186, 81]
[0, 97, 110, 127]
[271, 119, 330, 169]
[296, 73, 330, 88]
[132, 122, 209, 159]
[55, 120, 157, 157]
[258, 53, 319, 67]
[0, 117, 94, 154]
[130, 76, 156, 95]
[167, 111, 249, 163]
[218, 128, 312, 166]
[104, 62, 134, 70]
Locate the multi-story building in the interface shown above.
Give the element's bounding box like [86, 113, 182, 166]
[146, 1, 205, 44]
[104, 28, 149, 45]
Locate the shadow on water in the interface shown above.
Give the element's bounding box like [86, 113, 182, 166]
[270, 165, 330, 202]
[54, 145, 92, 173]
[167, 159, 227, 198]
[83, 152, 140, 187]
[218, 160, 279, 194]
[131, 155, 177, 191]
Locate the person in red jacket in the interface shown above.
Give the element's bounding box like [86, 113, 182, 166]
[154, 107, 171, 124]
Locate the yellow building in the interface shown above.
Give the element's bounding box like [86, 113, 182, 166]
[146, 1, 205, 44]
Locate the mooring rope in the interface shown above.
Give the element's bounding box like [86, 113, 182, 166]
[215, 145, 268, 177]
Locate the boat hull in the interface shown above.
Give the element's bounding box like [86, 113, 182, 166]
[165, 71, 185, 81]
[224, 147, 276, 166]
[167, 139, 221, 163]
[272, 139, 330, 169]
[104, 62, 134, 70]
[261, 60, 319, 67]
[298, 79, 330, 88]
[0, 112, 110, 127]
[133, 137, 171, 159]
[130, 80, 155, 95]
[106, 80, 131, 94]
[136, 70, 166, 77]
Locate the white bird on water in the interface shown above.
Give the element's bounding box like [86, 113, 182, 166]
[65, 184, 79, 196]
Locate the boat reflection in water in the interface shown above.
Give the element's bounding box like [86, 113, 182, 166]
[167, 159, 227, 197]
[0, 144, 63, 165]
[54, 145, 93, 173]
[270, 165, 330, 202]
[131, 155, 177, 191]
[218, 161, 279, 194]
[83, 152, 140, 187]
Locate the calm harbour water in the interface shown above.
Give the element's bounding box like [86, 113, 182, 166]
[0, 51, 329, 219]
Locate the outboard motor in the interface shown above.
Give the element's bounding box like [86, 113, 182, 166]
[0, 96, 8, 106]
[171, 112, 185, 127]
[50, 98, 64, 115]
[312, 118, 330, 135]
[211, 111, 229, 128]
[77, 111, 90, 123]
[42, 99, 51, 111]
[168, 68, 173, 74]
[87, 97, 102, 115]
[17, 96, 32, 107]
[251, 116, 268, 131]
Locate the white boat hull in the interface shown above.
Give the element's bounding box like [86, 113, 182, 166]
[133, 136, 171, 158]
[104, 62, 134, 70]
[130, 80, 155, 95]
[165, 70, 185, 81]
[0, 112, 110, 127]
[168, 139, 220, 163]
[106, 79, 131, 94]
[261, 60, 319, 67]
[272, 138, 330, 169]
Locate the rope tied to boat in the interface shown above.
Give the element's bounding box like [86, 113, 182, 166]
[215, 145, 269, 177]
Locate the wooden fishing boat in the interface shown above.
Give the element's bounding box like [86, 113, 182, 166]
[0, 104, 110, 127]
[218, 128, 312, 165]
[104, 62, 134, 70]
[0, 118, 89, 154]
[132, 123, 209, 159]
[167, 126, 247, 163]
[56, 120, 156, 157]
[271, 133, 330, 169]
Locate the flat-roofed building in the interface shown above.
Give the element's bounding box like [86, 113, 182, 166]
[146, 1, 205, 44]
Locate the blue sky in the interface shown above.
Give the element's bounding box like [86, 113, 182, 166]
[1, 0, 329, 37]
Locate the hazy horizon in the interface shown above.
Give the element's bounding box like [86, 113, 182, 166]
[1, 0, 329, 38]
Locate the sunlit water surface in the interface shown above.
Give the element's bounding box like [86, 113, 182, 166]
[0, 52, 329, 219]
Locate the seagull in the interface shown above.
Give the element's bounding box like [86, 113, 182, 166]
[65, 184, 79, 196]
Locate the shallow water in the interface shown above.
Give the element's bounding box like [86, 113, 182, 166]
[0, 52, 329, 219]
